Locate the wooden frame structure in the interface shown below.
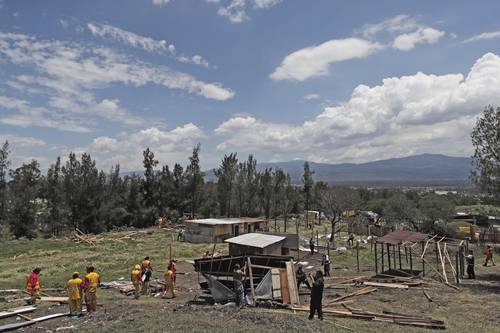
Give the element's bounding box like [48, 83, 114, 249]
[374, 230, 466, 285]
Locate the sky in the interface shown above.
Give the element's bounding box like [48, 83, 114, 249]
[1, 0, 500, 171]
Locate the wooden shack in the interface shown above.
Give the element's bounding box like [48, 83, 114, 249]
[184, 217, 265, 243]
[225, 233, 285, 256]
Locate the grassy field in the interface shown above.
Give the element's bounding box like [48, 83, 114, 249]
[0, 222, 499, 333]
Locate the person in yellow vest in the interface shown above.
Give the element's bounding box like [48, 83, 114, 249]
[82, 266, 100, 315]
[26, 268, 41, 305]
[67, 272, 83, 317]
[131, 264, 142, 299]
[162, 263, 175, 298]
[141, 257, 153, 295]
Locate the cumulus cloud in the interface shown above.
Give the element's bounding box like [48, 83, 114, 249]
[0, 32, 233, 132]
[84, 124, 205, 170]
[303, 93, 320, 101]
[253, 0, 283, 9]
[152, 0, 170, 6]
[211, 0, 284, 23]
[0, 134, 46, 147]
[270, 38, 382, 81]
[392, 27, 445, 51]
[218, 53, 500, 163]
[360, 14, 419, 38]
[463, 30, 500, 43]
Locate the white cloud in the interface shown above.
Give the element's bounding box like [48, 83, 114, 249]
[218, 53, 500, 163]
[0, 32, 233, 132]
[152, 0, 170, 6]
[0, 134, 46, 147]
[270, 38, 382, 81]
[85, 124, 205, 170]
[87, 22, 212, 68]
[218, 0, 248, 23]
[253, 0, 282, 9]
[88, 22, 170, 54]
[392, 27, 445, 51]
[463, 30, 500, 43]
[303, 93, 320, 101]
[0, 96, 92, 132]
[361, 14, 419, 38]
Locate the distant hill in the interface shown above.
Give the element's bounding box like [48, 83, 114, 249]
[205, 154, 473, 186]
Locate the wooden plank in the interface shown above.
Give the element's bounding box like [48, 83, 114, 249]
[247, 257, 256, 305]
[271, 268, 281, 299]
[285, 261, 299, 305]
[40, 296, 68, 303]
[436, 242, 448, 283]
[0, 306, 36, 320]
[363, 281, 409, 289]
[279, 269, 290, 304]
[0, 312, 69, 333]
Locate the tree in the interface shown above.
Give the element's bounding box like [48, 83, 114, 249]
[62, 152, 82, 230]
[0, 141, 10, 224]
[272, 168, 286, 229]
[302, 161, 314, 227]
[8, 161, 41, 239]
[418, 193, 455, 233]
[214, 153, 238, 216]
[185, 144, 204, 219]
[258, 168, 273, 220]
[322, 186, 361, 243]
[383, 193, 419, 231]
[43, 157, 66, 235]
[471, 105, 500, 203]
[142, 148, 159, 210]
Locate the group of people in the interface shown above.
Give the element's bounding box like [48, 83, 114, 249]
[26, 266, 100, 317]
[131, 257, 177, 299]
[466, 244, 496, 279]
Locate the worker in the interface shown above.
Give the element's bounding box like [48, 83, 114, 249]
[26, 268, 41, 305]
[67, 272, 83, 317]
[296, 265, 311, 290]
[233, 264, 246, 307]
[177, 229, 184, 241]
[202, 251, 210, 258]
[322, 254, 331, 277]
[169, 260, 177, 284]
[162, 263, 175, 298]
[309, 237, 315, 255]
[82, 266, 100, 315]
[347, 233, 354, 247]
[466, 250, 475, 279]
[131, 264, 142, 299]
[308, 270, 324, 320]
[483, 245, 496, 267]
[141, 257, 153, 295]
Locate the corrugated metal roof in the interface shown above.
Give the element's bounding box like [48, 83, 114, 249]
[377, 230, 428, 245]
[225, 233, 285, 248]
[185, 217, 265, 225]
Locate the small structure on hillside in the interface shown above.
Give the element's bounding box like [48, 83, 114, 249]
[225, 233, 285, 256]
[184, 217, 265, 243]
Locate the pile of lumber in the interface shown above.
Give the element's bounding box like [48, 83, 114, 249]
[291, 306, 445, 329]
[71, 228, 97, 245]
[71, 229, 139, 245]
[365, 273, 424, 288]
[324, 286, 377, 305]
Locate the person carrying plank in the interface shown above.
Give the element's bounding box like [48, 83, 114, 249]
[26, 267, 41, 305]
[67, 272, 83, 317]
[131, 264, 142, 299]
[82, 266, 100, 315]
[308, 270, 324, 320]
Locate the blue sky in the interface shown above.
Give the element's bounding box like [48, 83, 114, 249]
[1, 0, 500, 171]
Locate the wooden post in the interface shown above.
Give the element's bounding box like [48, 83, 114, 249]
[327, 241, 330, 257]
[247, 257, 256, 305]
[409, 247, 413, 272]
[296, 222, 300, 263]
[381, 243, 384, 273]
[356, 241, 360, 273]
[455, 252, 460, 285]
[421, 242, 425, 277]
[398, 245, 402, 270]
[209, 243, 216, 273]
[316, 231, 319, 252]
[374, 242, 378, 274]
[387, 243, 391, 271]
[393, 245, 396, 268]
[435, 242, 440, 273]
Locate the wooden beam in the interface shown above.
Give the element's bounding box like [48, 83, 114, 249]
[247, 257, 256, 305]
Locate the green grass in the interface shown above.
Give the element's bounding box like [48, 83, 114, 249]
[456, 204, 500, 216]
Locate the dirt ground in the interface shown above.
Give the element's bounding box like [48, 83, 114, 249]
[1, 229, 499, 333]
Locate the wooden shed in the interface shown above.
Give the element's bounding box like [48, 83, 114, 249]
[184, 217, 265, 244]
[225, 233, 285, 256]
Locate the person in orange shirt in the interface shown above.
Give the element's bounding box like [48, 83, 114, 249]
[484, 245, 496, 267]
[26, 268, 41, 305]
[67, 272, 83, 317]
[131, 264, 142, 299]
[162, 264, 175, 298]
[82, 266, 100, 315]
[141, 257, 153, 295]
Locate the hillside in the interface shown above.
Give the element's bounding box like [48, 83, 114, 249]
[205, 154, 473, 185]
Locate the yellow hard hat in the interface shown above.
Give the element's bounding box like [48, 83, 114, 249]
[134, 264, 141, 270]
[73, 272, 79, 276]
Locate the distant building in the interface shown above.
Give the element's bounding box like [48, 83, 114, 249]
[225, 233, 285, 256]
[184, 217, 265, 243]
